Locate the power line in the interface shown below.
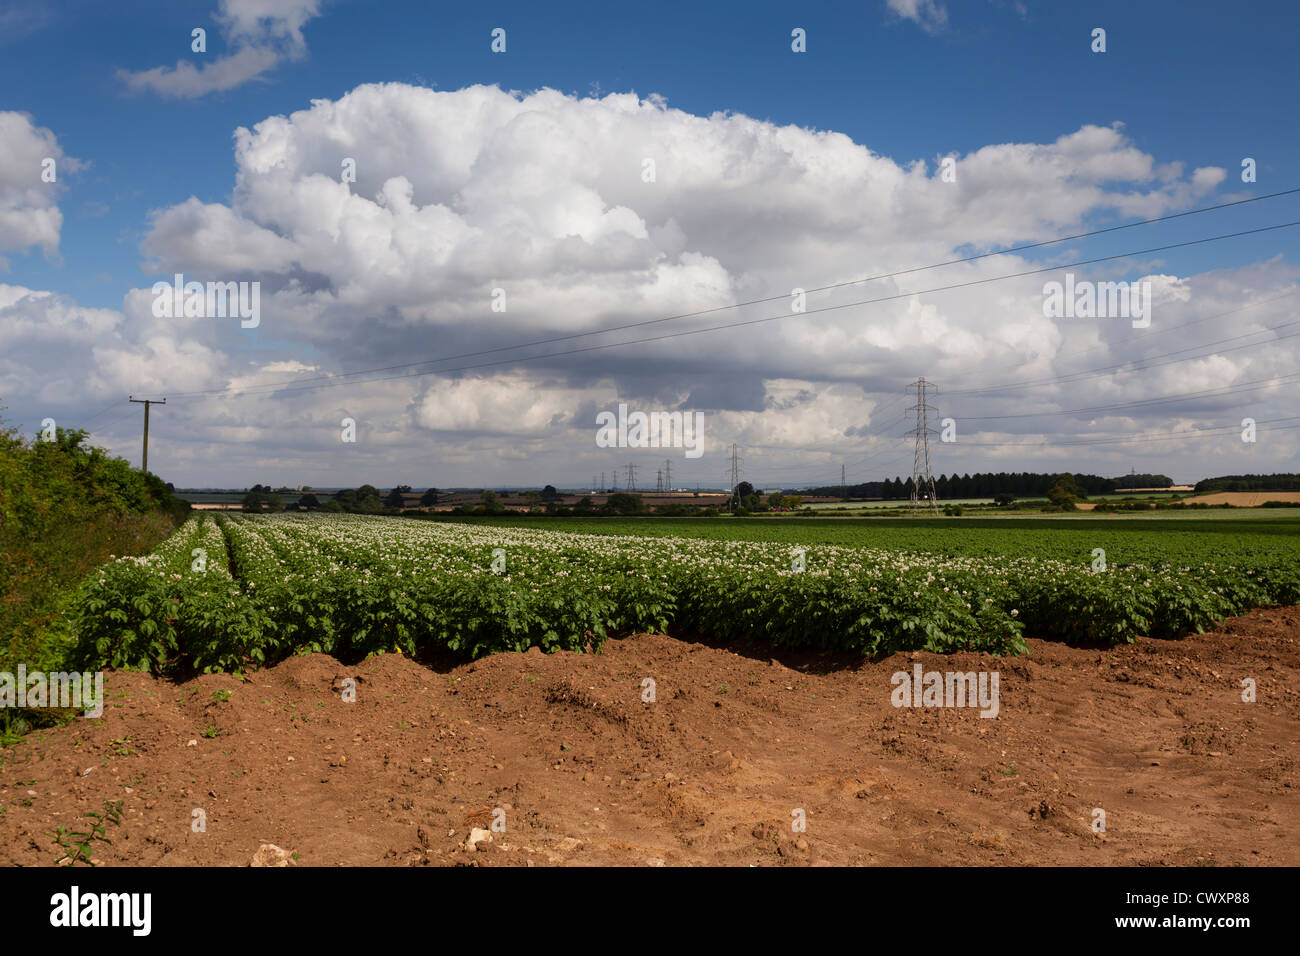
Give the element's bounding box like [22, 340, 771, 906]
[161, 219, 1300, 402]
[80, 399, 126, 428]
[748, 412, 912, 480]
[947, 310, 1300, 397]
[81, 402, 140, 439]
[958, 371, 1300, 421]
[955, 415, 1300, 448]
[159, 188, 1300, 398]
[951, 287, 1300, 390]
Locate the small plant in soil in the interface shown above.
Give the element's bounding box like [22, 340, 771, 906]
[51, 800, 124, 866]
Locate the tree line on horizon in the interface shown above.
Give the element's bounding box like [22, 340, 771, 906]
[804, 472, 1174, 500]
[1193, 473, 1300, 493]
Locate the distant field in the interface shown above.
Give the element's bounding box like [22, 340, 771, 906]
[1182, 491, 1300, 506]
[420, 511, 1300, 564]
[808, 497, 993, 510]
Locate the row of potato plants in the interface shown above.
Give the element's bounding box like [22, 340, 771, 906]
[67, 513, 1300, 675]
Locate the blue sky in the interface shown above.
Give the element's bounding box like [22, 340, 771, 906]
[7, 0, 1297, 306]
[1, 0, 1298, 487]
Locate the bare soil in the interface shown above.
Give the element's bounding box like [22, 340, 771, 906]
[3, 607, 1297, 867]
[1181, 492, 1300, 506]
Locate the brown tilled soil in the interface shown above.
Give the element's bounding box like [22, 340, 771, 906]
[2, 607, 1297, 867]
[1181, 492, 1300, 506]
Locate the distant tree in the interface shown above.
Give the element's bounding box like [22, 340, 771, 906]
[240, 491, 281, 512]
[479, 490, 505, 514]
[993, 493, 1016, 507]
[1047, 474, 1085, 509]
[540, 484, 559, 500]
[525, 490, 542, 513]
[384, 488, 407, 509]
[298, 493, 321, 510]
[420, 487, 440, 506]
[1196, 473, 1300, 493]
[729, 481, 755, 510]
[1114, 473, 1173, 488]
[605, 492, 645, 515]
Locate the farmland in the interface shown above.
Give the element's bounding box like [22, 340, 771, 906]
[66, 511, 1300, 676]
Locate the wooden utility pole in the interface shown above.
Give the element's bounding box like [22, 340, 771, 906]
[128, 396, 165, 473]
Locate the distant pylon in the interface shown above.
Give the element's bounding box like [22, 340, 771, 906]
[625, 462, 637, 491]
[663, 459, 672, 492]
[655, 469, 663, 492]
[907, 377, 940, 514]
[727, 443, 742, 512]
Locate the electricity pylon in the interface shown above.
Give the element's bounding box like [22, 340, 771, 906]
[907, 378, 940, 514]
[727, 443, 742, 512]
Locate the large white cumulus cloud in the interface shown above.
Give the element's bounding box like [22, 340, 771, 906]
[143, 83, 1226, 334]
[10, 83, 1296, 485]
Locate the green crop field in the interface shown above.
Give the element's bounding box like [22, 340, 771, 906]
[63, 511, 1300, 676]
[414, 511, 1300, 558]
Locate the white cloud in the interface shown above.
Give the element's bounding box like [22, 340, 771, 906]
[140, 85, 1228, 345]
[0, 111, 82, 257]
[142, 197, 300, 273]
[886, 0, 950, 33]
[7, 84, 1295, 485]
[118, 0, 320, 98]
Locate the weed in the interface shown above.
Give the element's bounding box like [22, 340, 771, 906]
[50, 800, 124, 866]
